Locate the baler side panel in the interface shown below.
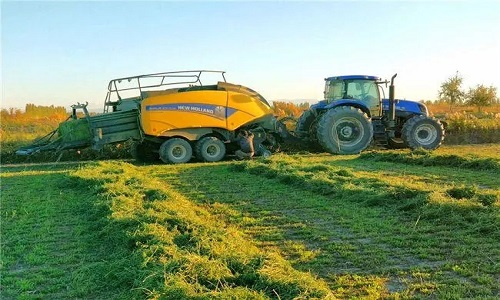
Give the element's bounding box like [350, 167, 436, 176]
[140, 86, 275, 135]
[90, 109, 142, 149]
[140, 90, 229, 136]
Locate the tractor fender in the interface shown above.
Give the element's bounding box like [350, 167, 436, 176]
[323, 100, 372, 117]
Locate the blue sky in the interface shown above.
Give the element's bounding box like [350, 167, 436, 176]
[2, 1, 499, 110]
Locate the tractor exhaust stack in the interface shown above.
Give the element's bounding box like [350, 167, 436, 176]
[387, 73, 398, 137]
[389, 73, 397, 121]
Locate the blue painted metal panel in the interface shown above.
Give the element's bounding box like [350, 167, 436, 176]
[310, 100, 328, 110]
[324, 99, 370, 110]
[381, 99, 425, 114]
[311, 99, 371, 115]
[325, 75, 380, 81]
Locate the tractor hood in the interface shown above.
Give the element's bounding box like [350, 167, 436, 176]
[381, 99, 428, 116]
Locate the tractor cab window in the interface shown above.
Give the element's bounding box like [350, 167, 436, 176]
[325, 80, 344, 102]
[346, 80, 380, 108]
[325, 79, 380, 107]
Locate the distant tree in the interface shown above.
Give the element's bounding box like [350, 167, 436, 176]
[438, 72, 465, 111]
[272, 101, 309, 118]
[466, 84, 498, 112]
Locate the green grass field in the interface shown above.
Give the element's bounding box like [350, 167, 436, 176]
[1, 144, 499, 299]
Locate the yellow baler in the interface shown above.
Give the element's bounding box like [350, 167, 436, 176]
[125, 73, 285, 164]
[16, 70, 444, 162]
[16, 71, 288, 163]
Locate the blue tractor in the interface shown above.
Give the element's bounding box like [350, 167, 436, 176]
[293, 74, 444, 154]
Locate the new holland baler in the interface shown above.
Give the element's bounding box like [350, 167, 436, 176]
[16, 70, 287, 163]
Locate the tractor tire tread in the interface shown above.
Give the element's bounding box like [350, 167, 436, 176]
[401, 115, 445, 150]
[316, 106, 373, 154]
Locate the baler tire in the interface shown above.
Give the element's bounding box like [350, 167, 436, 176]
[159, 138, 193, 164]
[194, 136, 226, 162]
[316, 106, 373, 154]
[131, 141, 159, 163]
[402, 115, 444, 150]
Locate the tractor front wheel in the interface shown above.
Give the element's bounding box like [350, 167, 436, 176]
[195, 136, 226, 162]
[402, 115, 444, 150]
[317, 106, 373, 154]
[159, 138, 193, 164]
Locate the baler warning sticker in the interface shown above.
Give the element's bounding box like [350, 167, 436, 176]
[145, 103, 236, 120]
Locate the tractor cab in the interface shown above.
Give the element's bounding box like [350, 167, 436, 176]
[324, 75, 383, 117]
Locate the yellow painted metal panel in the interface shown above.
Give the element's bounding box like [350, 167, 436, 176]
[140, 82, 274, 136]
[226, 91, 273, 131]
[141, 90, 227, 136]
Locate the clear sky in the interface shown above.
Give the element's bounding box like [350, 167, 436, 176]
[1, 1, 499, 111]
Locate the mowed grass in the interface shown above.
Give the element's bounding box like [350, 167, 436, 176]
[1, 162, 333, 299]
[0, 163, 145, 299]
[150, 147, 499, 298]
[1, 144, 499, 299]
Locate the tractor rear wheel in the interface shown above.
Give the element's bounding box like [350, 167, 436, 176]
[402, 115, 444, 150]
[317, 106, 373, 154]
[159, 138, 193, 164]
[131, 141, 159, 163]
[195, 136, 226, 162]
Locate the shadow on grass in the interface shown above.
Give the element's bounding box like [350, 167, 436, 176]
[1, 169, 143, 299]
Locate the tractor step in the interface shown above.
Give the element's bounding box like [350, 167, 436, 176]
[372, 119, 388, 147]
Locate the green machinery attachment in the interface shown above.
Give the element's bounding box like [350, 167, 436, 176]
[16, 103, 142, 156]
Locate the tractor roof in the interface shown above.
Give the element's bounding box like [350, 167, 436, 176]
[325, 75, 381, 81]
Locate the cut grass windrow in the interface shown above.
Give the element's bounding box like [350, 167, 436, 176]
[246, 155, 498, 238]
[147, 155, 498, 298]
[358, 149, 500, 171]
[215, 155, 498, 298]
[71, 161, 334, 299]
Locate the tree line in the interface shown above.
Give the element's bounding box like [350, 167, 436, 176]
[2, 79, 498, 122]
[272, 101, 310, 118]
[438, 72, 499, 112]
[1, 104, 68, 122]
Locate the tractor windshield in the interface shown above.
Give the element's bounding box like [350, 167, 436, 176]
[325, 80, 344, 101]
[325, 79, 380, 108]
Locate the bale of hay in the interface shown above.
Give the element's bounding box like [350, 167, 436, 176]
[58, 118, 92, 143]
